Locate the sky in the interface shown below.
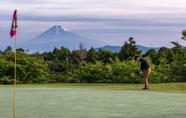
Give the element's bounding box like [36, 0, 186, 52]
[1, 0, 186, 48]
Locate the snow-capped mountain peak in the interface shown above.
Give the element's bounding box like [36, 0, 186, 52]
[44, 25, 70, 36]
[17, 25, 101, 53]
[53, 25, 69, 32]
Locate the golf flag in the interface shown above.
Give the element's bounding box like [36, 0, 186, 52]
[10, 10, 17, 38]
[10, 9, 18, 118]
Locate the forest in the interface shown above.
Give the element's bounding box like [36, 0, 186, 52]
[0, 30, 186, 84]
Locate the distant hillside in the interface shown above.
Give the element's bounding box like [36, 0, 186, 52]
[95, 45, 160, 53]
[0, 25, 160, 54]
[16, 25, 101, 53]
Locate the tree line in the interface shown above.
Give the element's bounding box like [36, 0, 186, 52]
[0, 31, 186, 84]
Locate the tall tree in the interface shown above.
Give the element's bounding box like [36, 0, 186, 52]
[170, 42, 183, 57]
[181, 29, 186, 40]
[168, 32, 186, 82]
[42, 46, 71, 72]
[86, 47, 98, 64]
[156, 47, 172, 65]
[143, 48, 157, 64]
[16, 48, 25, 53]
[4, 46, 12, 53]
[72, 43, 87, 66]
[119, 37, 141, 61]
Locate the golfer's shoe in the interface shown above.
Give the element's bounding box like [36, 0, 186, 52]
[142, 88, 149, 90]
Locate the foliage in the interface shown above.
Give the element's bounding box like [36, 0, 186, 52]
[169, 48, 186, 82]
[67, 58, 144, 84]
[0, 51, 49, 84]
[72, 43, 87, 66]
[119, 37, 141, 61]
[181, 29, 186, 40]
[86, 47, 98, 64]
[97, 49, 116, 64]
[149, 57, 171, 83]
[0, 34, 186, 84]
[143, 49, 157, 64]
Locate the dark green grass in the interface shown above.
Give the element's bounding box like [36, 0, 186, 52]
[0, 83, 186, 118]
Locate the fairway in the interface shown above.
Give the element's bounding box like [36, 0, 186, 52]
[0, 85, 186, 118]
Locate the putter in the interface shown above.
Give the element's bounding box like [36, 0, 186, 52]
[134, 84, 137, 90]
[133, 72, 143, 90]
[134, 82, 139, 90]
[133, 78, 138, 90]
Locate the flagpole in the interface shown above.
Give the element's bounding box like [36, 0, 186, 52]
[14, 30, 17, 118]
[12, 9, 18, 118]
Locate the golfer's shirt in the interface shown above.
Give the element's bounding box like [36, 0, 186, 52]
[140, 58, 150, 71]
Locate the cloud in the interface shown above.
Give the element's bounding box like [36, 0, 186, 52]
[1, 0, 186, 47]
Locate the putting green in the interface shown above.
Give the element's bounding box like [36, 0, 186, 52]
[0, 87, 186, 118]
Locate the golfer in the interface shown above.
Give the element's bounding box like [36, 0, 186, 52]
[134, 56, 151, 90]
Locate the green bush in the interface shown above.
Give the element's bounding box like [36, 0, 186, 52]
[0, 76, 13, 84]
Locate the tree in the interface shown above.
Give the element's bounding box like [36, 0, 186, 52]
[168, 42, 182, 63]
[0, 52, 49, 84]
[16, 48, 25, 53]
[42, 51, 54, 61]
[170, 42, 183, 55]
[157, 47, 171, 64]
[42, 46, 71, 73]
[4, 46, 12, 53]
[97, 49, 115, 64]
[181, 30, 186, 40]
[72, 43, 87, 66]
[86, 47, 98, 64]
[119, 37, 141, 61]
[169, 35, 186, 82]
[143, 49, 157, 64]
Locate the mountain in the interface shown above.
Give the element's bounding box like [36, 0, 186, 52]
[17, 25, 101, 53]
[95, 45, 121, 52]
[0, 25, 160, 53]
[95, 45, 160, 53]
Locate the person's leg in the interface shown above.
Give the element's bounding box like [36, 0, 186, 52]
[143, 68, 151, 89]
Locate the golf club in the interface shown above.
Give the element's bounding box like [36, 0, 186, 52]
[134, 84, 137, 90]
[133, 71, 143, 90]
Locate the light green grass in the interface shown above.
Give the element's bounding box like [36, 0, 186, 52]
[2, 83, 185, 93]
[0, 83, 186, 118]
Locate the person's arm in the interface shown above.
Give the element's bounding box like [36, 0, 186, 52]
[140, 64, 143, 72]
[140, 59, 144, 72]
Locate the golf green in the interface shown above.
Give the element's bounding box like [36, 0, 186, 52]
[0, 87, 186, 118]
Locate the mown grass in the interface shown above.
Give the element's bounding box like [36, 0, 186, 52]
[1, 83, 186, 93]
[1, 83, 186, 118]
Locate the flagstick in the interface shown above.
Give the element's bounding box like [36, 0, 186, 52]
[14, 31, 17, 118]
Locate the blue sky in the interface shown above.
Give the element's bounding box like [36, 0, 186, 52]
[1, 0, 186, 48]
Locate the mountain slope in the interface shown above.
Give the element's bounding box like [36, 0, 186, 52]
[95, 45, 160, 53]
[1, 25, 160, 53]
[18, 25, 101, 52]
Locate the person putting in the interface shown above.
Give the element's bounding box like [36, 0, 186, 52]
[134, 56, 151, 90]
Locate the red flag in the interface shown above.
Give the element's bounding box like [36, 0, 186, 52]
[10, 10, 17, 38]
